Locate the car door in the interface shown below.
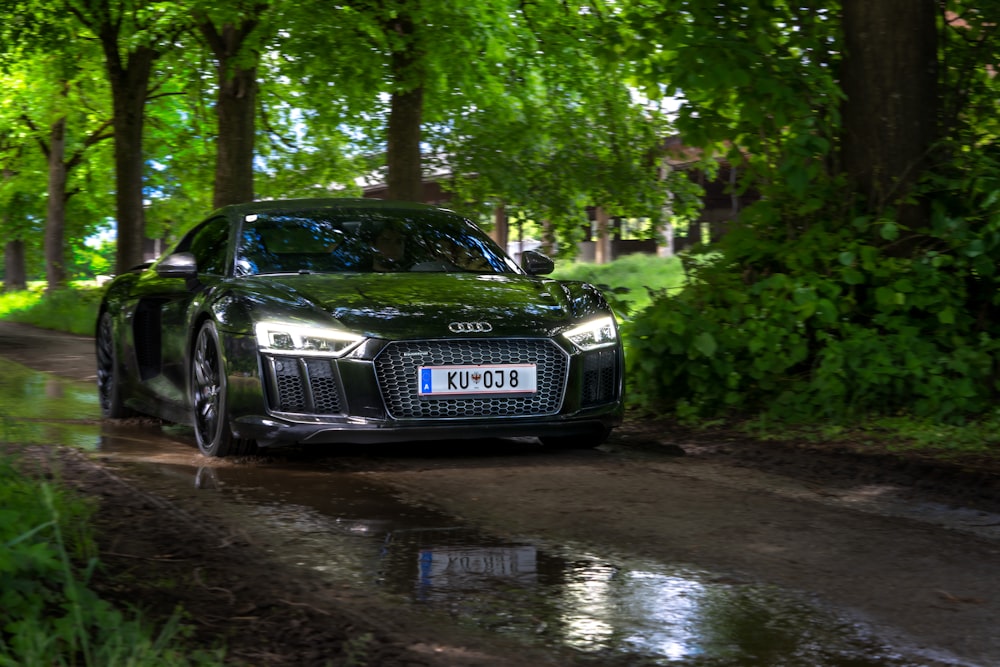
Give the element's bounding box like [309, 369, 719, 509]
[127, 217, 232, 413]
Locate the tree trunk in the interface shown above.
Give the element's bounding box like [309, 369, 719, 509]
[4, 241, 27, 292]
[594, 206, 611, 264]
[45, 116, 69, 292]
[490, 203, 508, 249]
[2, 164, 26, 291]
[386, 85, 424, 202]
[385, 13, 424, 203]
[840, 0, 938, 230]
[200, 17, 262, 208]
[103, 39, 156, 273]
[541, 220, 556, 256]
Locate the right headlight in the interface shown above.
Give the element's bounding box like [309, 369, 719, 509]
[563, 316, 618, 351]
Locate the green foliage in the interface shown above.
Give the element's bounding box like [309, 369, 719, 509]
[0, 286, 102, 335]
[0, 457, 220, 666]
[626, 144, 1000, 424]
[551, 252, 687, 318]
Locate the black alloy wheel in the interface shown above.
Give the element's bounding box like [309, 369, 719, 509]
[96, 311, 133, 418]
[191, 320, 256, 457]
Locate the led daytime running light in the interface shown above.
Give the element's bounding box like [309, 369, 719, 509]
[254, 322, 363, 357]
[563, 316, 617, 351]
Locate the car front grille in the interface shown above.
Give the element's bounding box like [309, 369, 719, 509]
[264, 356, 343, 415]
[374, 339, 568, 419]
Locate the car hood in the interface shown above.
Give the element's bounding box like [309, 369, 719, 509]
[239, 272, 608, 339]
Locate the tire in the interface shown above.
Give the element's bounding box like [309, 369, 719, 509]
[541, 427, 611, 450]
[95, 311, 135, 418]
[190, 321, 257, 457]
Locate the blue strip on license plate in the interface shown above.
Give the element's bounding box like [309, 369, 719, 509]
[418, 364, 537, 396]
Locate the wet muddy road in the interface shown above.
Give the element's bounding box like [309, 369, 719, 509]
[2, 321, 1000, 666]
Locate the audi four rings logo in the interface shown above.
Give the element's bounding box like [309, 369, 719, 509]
[449, 321, 493, 333]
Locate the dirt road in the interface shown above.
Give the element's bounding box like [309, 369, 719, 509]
[2, 320, 999, 666]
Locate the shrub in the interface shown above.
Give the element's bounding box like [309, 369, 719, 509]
[626, 169, 1000, 424]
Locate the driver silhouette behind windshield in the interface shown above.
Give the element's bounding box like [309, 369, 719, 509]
[371, 224, 407, 272]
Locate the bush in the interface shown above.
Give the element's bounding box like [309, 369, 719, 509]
[626, 187, 1000, 424]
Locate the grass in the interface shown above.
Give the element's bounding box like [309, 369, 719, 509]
[729, 411, 1000, 469]
[550, 252, 687, 318]
[0, 283, 103, 336]
[0, 455, 222, 666]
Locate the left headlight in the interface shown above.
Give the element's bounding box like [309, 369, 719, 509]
[563, 316, 618, 351]
[254, 321, 365, 357]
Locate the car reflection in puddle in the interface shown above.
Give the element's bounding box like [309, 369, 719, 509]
[106, 456, 929, 667]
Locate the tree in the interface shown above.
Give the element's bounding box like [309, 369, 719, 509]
[620, 0, 1000, 421]
[438, 1, 672, 259]
[840, 0, 939, 233]
[64, 0, 187, 273]
[195, 0, 271, 208]
[1, 3, 115, 290]
[20, 61, 114, 291]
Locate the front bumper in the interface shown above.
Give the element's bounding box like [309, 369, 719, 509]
[233, 410, 622, 447]
[222, 332, 624, 447]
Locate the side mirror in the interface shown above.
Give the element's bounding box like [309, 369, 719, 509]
[520, 250, 554, 276]
[155, 252, 198, 279]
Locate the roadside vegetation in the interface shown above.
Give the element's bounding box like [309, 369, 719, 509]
[0, 283, 103, 336]
[0, 453, 220, 666]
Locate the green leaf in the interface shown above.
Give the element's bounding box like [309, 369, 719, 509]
[842, 268, 865, 285]
[875, 286, 896, 307]
[879, 222, 899, 241]
[892, 278, 915, 293]
[693, 332, 717, 358]
[965, 239, 985, 258]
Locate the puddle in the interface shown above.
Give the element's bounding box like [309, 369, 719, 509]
[0, 358, 954, 666]
[105, 453, 930, 667]
[0, 357, 100, 447]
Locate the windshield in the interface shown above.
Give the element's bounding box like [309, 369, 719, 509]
[235, 207, 520, 276]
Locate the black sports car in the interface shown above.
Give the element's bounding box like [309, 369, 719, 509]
[96, 198, 624, 456]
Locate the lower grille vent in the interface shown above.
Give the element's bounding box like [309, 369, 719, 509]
[265, 356, 343, 415]
[582, 349, 617, 406]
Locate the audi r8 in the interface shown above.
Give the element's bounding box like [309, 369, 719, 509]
[96, 198, 624, 457]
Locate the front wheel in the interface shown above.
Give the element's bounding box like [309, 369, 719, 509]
[190, 321, 256, 457]
[96, 311, 135, 418]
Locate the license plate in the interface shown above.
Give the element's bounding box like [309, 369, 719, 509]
[418, 546, 537, 586]
[418, 364, 537, 396]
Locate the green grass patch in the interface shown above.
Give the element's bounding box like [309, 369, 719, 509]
[0, 285, 103, 336]
[0, 455, 222, 666]
[735, 412, 1000, 462]
[551, 252, 687, 318]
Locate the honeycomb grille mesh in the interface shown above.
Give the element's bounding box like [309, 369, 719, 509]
[267, 356, 342, 415]
[374, 339, 568, 419]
